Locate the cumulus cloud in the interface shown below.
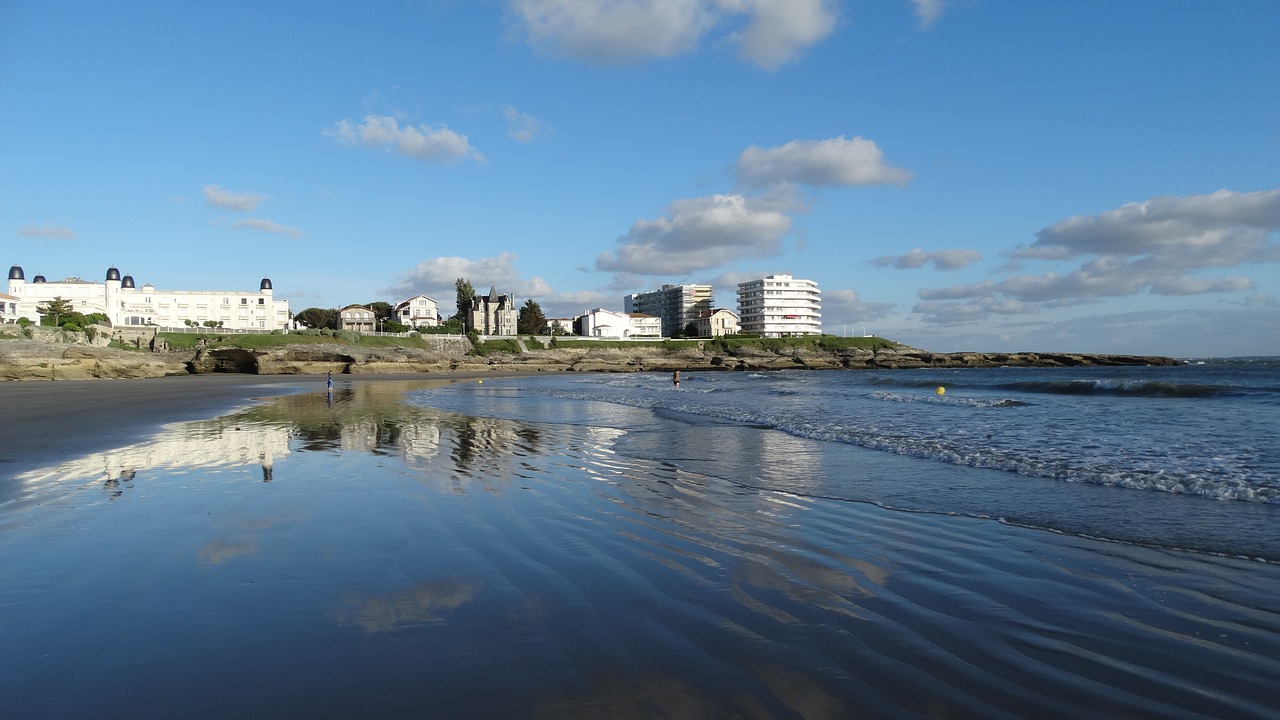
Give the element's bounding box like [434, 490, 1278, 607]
[18, 224, 75, 239]
[723, 0, 839, 70]
[912, 189, 1280, 324]
[822, 288, 896, 324]
[1019, 189, 1280, 268]
[386, 253, 553, 301]
[503, 106, 548, 143]
[911, 0, 944, 29]
[325, 114, 483, 164]
[231, 219, 303, 238]
[734, 136, 911, 188]
[204, 185, 266, 212]
[871, 248, 980, 271]
[508, 0, 837, 69]
[596, 193, 791, 275]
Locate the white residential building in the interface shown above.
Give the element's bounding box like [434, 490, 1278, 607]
[6, 265, 289, 330]
[736, 274, 822, 337]
[0, 292, 18, 324]
[624, 284, 713, 337]
[394, 294, 439, 328]
[626, 313, 662, 338]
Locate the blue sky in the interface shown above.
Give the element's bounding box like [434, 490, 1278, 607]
[3, 0, 1277, 357]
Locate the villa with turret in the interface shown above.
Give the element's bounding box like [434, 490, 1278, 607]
[6, 265, 290, 331]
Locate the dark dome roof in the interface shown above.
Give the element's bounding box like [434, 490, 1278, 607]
[121, 275, 135, 289]
[7, 265, 23, 281]
[260, 278, 273, 291]
[106, 267, 121, 281]
[33, 275, 46, 283]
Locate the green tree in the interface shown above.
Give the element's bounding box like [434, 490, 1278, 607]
[683, 321, 700, 338]
[454, 278, 475, 323]
[294, 307, 337, 329]
[36, 297, 75, 327]
[367, 301, 393, 321]
[517, 298, 547, 335]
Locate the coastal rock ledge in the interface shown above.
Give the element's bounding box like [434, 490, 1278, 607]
[0, 336, 1180, 381]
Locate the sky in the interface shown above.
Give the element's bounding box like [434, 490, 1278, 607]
[2, 0, 1277, 357]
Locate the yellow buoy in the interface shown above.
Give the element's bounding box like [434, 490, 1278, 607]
[477, 379, 483, 384]
[936, 386, 946, 395]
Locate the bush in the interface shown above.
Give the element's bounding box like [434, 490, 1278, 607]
[17, 316, 33, 327]
[336, 330, 360, 343]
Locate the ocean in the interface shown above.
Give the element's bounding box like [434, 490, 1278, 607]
[412, 357, 1280, 560]
[2, 361, 1278, 718]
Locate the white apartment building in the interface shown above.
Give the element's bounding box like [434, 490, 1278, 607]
[736, 274, 822, 337]
[6, 265, 289, 330]
[624, 284, 713, 337]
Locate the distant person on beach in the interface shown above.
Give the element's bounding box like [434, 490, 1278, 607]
[327, 371, 333, 393]
[673, 370, 680, 389]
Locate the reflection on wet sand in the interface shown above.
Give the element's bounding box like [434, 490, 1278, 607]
[334, 578, 481, 633]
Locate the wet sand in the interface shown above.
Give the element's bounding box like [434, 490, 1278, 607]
[2, 374, 1277, 718]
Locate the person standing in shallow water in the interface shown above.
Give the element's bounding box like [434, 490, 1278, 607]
[673, 370, 680, 389]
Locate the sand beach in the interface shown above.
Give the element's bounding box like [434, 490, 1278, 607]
[1, 371, 1277, 718]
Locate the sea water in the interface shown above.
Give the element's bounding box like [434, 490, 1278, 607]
[408, 358, 1280, 560]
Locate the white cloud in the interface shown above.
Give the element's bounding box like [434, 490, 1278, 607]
[204, 184, 266, 212]
[386, 253, 552, 302]
[503, 106, 548, 143]
[911, 0, 944, 29]
[508, 0, 837, 69]
[912, 189, 1280, 324]
[18, 224, 75, 239]
[325, 114, 483, 164]
[871, 248, 980, 271]
[734, 136, 911, 188]
[231, 218, 303, 238]
[511, 0, 714, 64]
[822, 288, 897, 324]
[722, 0, 839, 70]
[596, 193, 791, 275]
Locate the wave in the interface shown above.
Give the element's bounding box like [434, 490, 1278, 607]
[867, 375, 1277, 399]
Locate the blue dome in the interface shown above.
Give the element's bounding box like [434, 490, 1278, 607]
[33, 275, 46, 283]
[106, 267, 121, 282]
[8, 265, 23, 281]
[122, 275, 135, 289]
[260, 278, 273, 291]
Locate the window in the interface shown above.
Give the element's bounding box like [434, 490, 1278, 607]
[258, 298, 264, 305]
[241, 298, 248, 305]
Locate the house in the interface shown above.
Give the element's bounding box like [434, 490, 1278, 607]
[337, 305, 376, 333]
[394, 294, 439, 328]
[546, 318, 574, 335]
[695, 308, 740, 338]
[467, 287, 517, 335]
[626, 313, 662, 338]
[736, 274, 821, 337]
[6, 265, 289, 331]
[0, 292, 19, 323]
[574, 308, 661, 338]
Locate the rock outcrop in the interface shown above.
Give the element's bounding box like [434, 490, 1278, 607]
[0, 332, 1181, 381]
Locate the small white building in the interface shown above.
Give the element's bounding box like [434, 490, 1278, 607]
[394, 294, 439, 328]
[736, 273, 821, 337]
[0, 292, 19, 324]
[626, 313, 662, 338]
[695, 308, 740, 337]
[337, 305, 376, 333]
[546, 318, 574, 335]
[6, 265, 289, 330]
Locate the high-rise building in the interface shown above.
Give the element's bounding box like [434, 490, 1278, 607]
[736, 274, 821, 337]
[623, 284, 713, 337]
